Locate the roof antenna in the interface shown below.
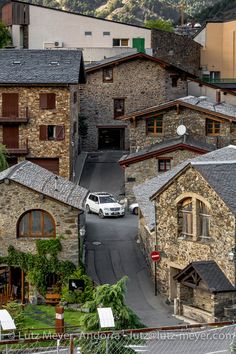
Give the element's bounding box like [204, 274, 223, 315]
[54, 176, 59, 191]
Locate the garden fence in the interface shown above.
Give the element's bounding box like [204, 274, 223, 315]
[1, 322, 236, 354]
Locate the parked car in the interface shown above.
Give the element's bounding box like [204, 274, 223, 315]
[85, 192, 125, 218]
[129, 203, 139, 215]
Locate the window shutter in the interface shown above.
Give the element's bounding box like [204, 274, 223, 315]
[40, 94, 47, 109]
[39, 125, 48, 140]
[55, 125, 65, 141]
[47, 93, 56, 109]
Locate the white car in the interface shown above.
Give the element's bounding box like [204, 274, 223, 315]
[129, 203, 139, 215]
[85, 192, 125, 218]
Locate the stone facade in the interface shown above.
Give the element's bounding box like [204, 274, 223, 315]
[152, 166, 235, 296]
[0, 180, 81, 267]
[151, 29, 201, 76]
[129, 107, 233, 153]
[80, 58, 188, 151]
[124, 149, 200, 202]
[0, 85, 80, 180]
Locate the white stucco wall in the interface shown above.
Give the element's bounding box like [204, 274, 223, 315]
[194, 27, 206, 47]
[26, 5, 151, 52]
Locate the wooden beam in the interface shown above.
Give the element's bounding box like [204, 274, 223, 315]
[176, 103, 180, 115]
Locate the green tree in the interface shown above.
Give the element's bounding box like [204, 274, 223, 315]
[145, 18, 174, 32]
[0, 22, 11, 48]
[79, 276, 142, 331]
[0, 144, 8, 172]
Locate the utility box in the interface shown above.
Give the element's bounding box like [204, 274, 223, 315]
[132, 38, 145, 53]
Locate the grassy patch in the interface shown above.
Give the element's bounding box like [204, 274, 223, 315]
[23, 305, 83, 333]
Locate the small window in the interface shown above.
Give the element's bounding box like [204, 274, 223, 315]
[113, 38, 129, 47]
[171, 77, 178, 87]
[103, 67, 113, 82]
[18, 209, 55, 238]
[103, 31, 110, 36]
[146, 116, 163, 135]
[180, 198, 193, 237]
[206, 118, 221, 136]
[40, 93, 56, 109]
[198, 201, 210, 238]
[114, 99, 125, 118]
[158, 159, 171, 172]
[127, 177, 136, 182]
[39, 125, 65, 141]
[85, 31, 92, 36]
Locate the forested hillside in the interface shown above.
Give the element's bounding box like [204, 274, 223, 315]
[0, 0, 229, 25]
[196, 0, 236, 21]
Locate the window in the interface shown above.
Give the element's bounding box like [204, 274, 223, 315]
[114, 99, 125, 118]
[18, 210, 55, 238]
[113, 38, 129, 47]
[158, 159, 171, 172]
[177, 196, 210, 241]
[127, 177, 136, 182]
[206, 118, 221, 136]
[146, 116, 163, 135]
[40, 93, 56, 109]
[103, 31, 110, 36]
[103, 67, 113, 82]
[85, 31, 92, 36]
[73, 91, 77, 104]
[39, 125, 65, 141]
[171, 77, 178, 87]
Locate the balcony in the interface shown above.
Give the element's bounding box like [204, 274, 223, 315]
[0, 107, 29, 124]
[201, 77, 236, 89]
[6, 139, 29, 155]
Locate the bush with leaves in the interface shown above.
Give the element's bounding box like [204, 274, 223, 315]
[0, 22, 11, 48]
[3, 301, 25, 330]
[61, 267, 94, 304]
[0, 144, 8, 172]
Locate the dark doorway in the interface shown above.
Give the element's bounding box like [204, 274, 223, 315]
[7, 157, 18, 167]
[98, 128, 124, 150]
[3, 126, 19, 149]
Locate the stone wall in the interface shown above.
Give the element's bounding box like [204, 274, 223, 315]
[151, 29, 201, 76]
[0, 86, 78, 179]
[129, 107, 231, 152]
[153, 167, 235, 297]
[80, 58, 188, 151]
[0, 180, 81, 267]
[125, 149, 200, 202]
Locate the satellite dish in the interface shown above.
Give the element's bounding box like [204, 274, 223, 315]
[177, 125, 187, 136]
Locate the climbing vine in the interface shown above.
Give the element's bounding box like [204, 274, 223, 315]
[0, 238, 76, 295]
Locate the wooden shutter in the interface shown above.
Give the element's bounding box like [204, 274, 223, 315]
[40, 94, 47, 109]
[2, 93, 19, 117]
[47, 94, 56, 109]
[55, 125, 65, 140]
[39, 125, 48, 140]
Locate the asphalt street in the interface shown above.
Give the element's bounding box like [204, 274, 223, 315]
[80, 151, 183, 327]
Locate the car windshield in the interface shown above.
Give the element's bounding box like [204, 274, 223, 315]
[99, 196, 116, 204]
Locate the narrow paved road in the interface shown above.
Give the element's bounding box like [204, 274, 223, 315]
[80, 151, 183, 327]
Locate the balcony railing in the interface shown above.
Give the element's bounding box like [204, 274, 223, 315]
[0, 107, 29, 123]
[201, 77, 236, 84]
[6, 139, 29, 155]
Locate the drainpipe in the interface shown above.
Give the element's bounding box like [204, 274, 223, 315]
[154, 199, 158, 296]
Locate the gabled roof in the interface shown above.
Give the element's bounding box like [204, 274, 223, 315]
[174, 261, 235, 293]
[119, 135, 215, 166]
[9, 0, 151, 30]
[0, 49, 86, 85]
[134, 145, 236, 230]
[85, 52, 196, 77]
[0, 161, 88, 210]
[121, 96, 236, 122]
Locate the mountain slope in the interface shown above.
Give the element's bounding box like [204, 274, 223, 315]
[196, 0, 236, 22]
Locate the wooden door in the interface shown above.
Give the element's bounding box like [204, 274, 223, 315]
[2, 93, 19, 117]
[2, 126, 19, 148]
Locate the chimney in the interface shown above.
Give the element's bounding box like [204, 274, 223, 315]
[216, 89, 221, 104]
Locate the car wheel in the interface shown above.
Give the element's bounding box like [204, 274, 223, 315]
[86, 204, 91, 214]
[120, 214, 125, 218]
[133, 207, 138, 215]
[99, 210, 105, 219]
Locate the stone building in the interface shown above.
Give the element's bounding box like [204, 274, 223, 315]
[151, 29, 201, 76]
[119, 95, 236, 201]
[80, 52, 194, 151]
[134, 146, 236, 322]
[0, 49, 86, 180]
[119, 136, 215, 202]
[0, 161, 88, 303]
